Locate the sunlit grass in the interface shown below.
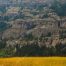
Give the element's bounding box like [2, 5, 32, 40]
[0, 57, 66, 66]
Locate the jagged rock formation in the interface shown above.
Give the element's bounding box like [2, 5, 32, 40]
[0, 0, 66, 48]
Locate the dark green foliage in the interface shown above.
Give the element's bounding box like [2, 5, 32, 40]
[60, 30, 66, 39]
[36, 4, 46, 11]
[0, 40, 6, 49]
[31, 12, 39, 16]
[15, 42, 66, 57]
[5, 45, 15, 57]
[50, 0, 66, 16]
[24, 33, 34, 41]
[0, 22, 8, 31]
[0, 6, 6, 13]
[55, 43, 66, 56]
[15, 44, 43, 56]
[0, 40, 66, 57]
[46, 32, 51, 37]
[42, 14, 49, 19]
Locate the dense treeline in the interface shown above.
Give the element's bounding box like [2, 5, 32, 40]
[15, 43, 66, 57]
[0, 40, 66, 57]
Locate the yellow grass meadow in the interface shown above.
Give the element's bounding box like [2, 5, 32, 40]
[0, 57, 66, 66]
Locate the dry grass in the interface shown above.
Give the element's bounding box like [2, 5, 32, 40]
[0, 57, 66, 66]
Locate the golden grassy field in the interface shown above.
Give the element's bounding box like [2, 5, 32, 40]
[0, 57, 66, 66]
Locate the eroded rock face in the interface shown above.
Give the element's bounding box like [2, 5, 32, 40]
[0, 0, 66, 47]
